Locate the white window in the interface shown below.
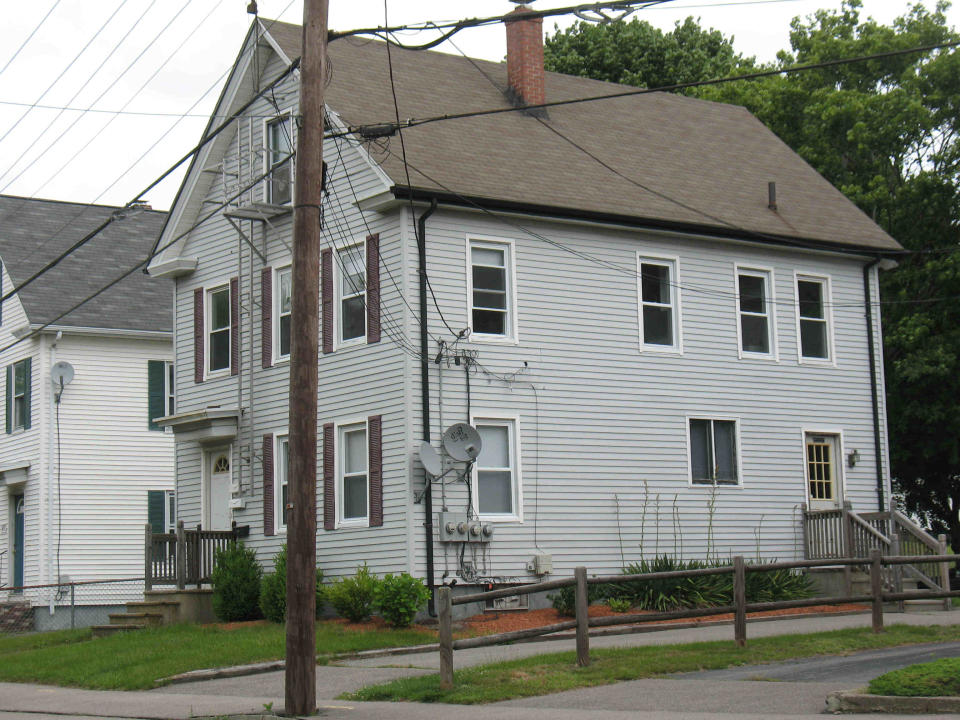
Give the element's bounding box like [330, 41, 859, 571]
[473, 418, 521, 520]
[276, 267, 292, 360]
[164, 361, 175, 416]
[276, 435, 289, 531]
[165, 490, 176, 533]
[736, 267, 775, 358]
[468, 239, 516, 340]
[638, 256, 680, 351]
[339, 423, 368, 525]
[207, 285, 231, 373]
[265, 115, 292, 205]
[796, 275, 832, 361]
[338, 244, 366, 344]
[11, 358, 28, 430]
[688, 418, 740, 485]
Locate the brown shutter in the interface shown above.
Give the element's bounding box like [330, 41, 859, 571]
[230, 276, 239, 376]
[321, 249, 333, 354]
[261, 267, 272, 369]
[323, 422, 335, 530]
[366, 234, 381, 344]
[368, 415, 383, 527]
[263, 434, 274, 537]
[193, 288, 204, 383]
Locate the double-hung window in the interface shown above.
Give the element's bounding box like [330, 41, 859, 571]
[689, 418, 739, 485]
[165, 362, 175, 416]
[638, 256, 680, 351]
[266, 115, 292, 205]
[469, 239, 515, 340]
[276, 267, 292, 359]
[276, 435, 289, 531]
[338, 245, 366, 344]
[207, 286, 231, 373]
[796, 275, 831, 361]
[7, 358, 30, 432]
[474, 418, 521, 520]
[339, 423, 368, 524]
[736, 268, 775, 357]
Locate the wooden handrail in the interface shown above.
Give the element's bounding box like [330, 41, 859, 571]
[892, 510, 941, 552]
[848, 511, 891, 545]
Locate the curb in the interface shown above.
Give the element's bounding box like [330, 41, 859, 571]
[826, 688, 960, 714]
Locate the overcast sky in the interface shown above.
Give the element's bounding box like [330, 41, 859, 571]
[1, 0, 956, 211]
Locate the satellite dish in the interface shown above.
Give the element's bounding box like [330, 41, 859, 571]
[442, 423, 482, 462]
[417, 442, 443, 477]
[50, 361, 74, 387]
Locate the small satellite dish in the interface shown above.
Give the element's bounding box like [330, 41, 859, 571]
[417, 442, 443, 477]
[442, 423, 482, 462]
[50, 361, 74, 388]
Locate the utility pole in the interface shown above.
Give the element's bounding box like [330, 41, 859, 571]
[285, 0, 328, 714]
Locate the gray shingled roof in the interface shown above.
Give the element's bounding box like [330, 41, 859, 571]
[266, 21, 899, 252]
[0, 195, 171, 333]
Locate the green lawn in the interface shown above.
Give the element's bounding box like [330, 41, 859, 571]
[869, 657, 960, 697]
[345, 624, 960, 705]
[0, 621, 435, 690]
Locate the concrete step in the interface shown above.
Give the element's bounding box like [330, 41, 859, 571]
[903, 598, 948, 613]
[109, 612, 163, 627]
[126, 600, 180, 625]
[91, 623, 145, 638]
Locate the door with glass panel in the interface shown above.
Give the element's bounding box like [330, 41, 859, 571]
[804, 433, 841, 510]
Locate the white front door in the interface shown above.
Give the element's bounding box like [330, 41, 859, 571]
[206, 448, 232, 531]
[805, 433, 842, 510]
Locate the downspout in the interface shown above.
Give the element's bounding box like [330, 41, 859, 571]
[863, 258, 885, 511]
[417, 197, 438, 615]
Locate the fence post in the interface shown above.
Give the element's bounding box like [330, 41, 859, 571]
[438, 586, 453, 690]
[841, 503, 853, 596]
[176, 520, 186, 590]
[575, 566, 590, 667]
[733, 555, 747, 647]
[889, 520, 903, 612]
[196, 524, 202, 589]
[144, 524, 153, 592]
[70, 584, 75, 630]
[938, 534, 950, 612]
[870, 548, 884, 633]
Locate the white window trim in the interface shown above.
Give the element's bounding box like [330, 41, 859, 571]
[465, 235, 519, 344]
[794, 272, 836, 366]
[164, 490, 176, 534]
[274, 432, 289, 534]
[799, 427, 846, 506]
[685, 414, 744, 488]
[469, 412, 524, 522]
[9, 358, 28, 432]
[734, 264, 778, 361]
[204, 283, 232, 379]
[263, 109, 295, 205]
[273, 264, 292, 364]
[335, 417, 370, 528]
[637, 253, 683, 354]
[201, 444, 232, 529]
[162, 360, 175, 432]
[334, 240, 367, 350]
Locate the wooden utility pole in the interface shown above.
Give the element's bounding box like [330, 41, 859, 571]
[285, 0, 328, 714]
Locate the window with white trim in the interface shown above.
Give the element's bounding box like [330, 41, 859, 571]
[207, 286, 231, 373]
[689, 418, 739, 485]
[737, 269, 773, 356]
[10, 358, 29, 431]
[165, 490, 176, 533]
[339, 423, 368, 523]
[338, 245, 366, 343]
[277, 435, 289, 531]
[266, 115, 292, 204]
[474, 419, 520, 519]
[164, 361, 175, 416]
[797, 276, 830, 360]
[638, 257, 679, 350]
[276, 267, 292, 359]
[469, 239, 514, 339]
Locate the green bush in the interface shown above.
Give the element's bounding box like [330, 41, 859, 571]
[608, 597, 632, 613]
[548, 583, 608, 617]
[210, 542, 263, 622]
[374, 573, 430, 628]
[868, 658, 960, 697]
[328, 564, 380, 623]
[259, 545, 326, 623]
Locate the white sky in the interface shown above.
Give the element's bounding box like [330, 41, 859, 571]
[0, 0, 956, 211]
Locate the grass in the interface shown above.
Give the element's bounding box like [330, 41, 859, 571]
[344, 624, 960, 705]
[869, 657, 960, 697]
[0, 621, 435, 690]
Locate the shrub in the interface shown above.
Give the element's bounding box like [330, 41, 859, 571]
[210, 542, 262, 622]
[608, 597, 632, 613]
[328, 564, 380, 623]
[548, 583, 609, 618]
[259, 545, 326, 623]
[374, 573, 430, 628]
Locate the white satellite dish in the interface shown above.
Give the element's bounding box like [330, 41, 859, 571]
[442, 423, 482, 462]
[50, 361, 74, 388]
[417, 442, 443, 477]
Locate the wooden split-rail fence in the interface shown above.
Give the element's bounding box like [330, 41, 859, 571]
[144, 520, 237, 590]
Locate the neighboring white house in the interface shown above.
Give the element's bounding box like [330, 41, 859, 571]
[148, 11, 902, 610]
[0, 195, 174, 629]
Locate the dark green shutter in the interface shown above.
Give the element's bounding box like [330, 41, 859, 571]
[4, 365, 10, 434]
[147, 490, 165, 534]
[147, 360, 165, 430]
[21, 358, 30, 431]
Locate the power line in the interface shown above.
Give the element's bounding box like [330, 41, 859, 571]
[0, 0, 64, 78]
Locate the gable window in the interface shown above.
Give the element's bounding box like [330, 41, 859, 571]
[797, 276, 831, 361]
[689, 418, 739, 485]
[638, 256, 680, 351]
[736, 268, 774, 357]
[338, 244, 366, 343]
[276, 435, 289, 531]
[468, 239, 515, 340]
[339, 423, 368, 524]
[266, 115, 292, 205]
[276, 267, 292, 359]
[474, 418, 521, 520]
[207, 286, 231, 373]
[6, 357, 31, 433]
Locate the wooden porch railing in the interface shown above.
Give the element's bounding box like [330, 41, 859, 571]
[144, 520, 238, 591]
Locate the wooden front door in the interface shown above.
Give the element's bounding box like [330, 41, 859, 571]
[805, 434, 841, 510]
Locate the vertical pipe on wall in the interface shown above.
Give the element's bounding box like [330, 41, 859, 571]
[862, 259, 885, 511]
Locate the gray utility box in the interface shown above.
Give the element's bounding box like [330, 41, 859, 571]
[438, 512, 493, 543]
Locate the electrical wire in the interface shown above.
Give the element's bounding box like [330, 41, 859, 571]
[0, 0, 64, 78]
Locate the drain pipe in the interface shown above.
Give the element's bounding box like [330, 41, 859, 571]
[862, 258, 885, 511]
[417, 197, 438, 615]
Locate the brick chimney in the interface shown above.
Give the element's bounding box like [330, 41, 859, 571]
[505, 3, 545, 108]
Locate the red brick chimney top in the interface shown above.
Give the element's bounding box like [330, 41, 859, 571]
[505, 4, 545, 107]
